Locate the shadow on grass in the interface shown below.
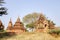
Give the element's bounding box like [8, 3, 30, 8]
[0, 32, 16, 38]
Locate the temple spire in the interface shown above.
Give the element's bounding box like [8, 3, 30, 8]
[7, 18, 13, 30]
[16, 16, 20, 22]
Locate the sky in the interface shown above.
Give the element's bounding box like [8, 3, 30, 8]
[0, 0, 60, 29]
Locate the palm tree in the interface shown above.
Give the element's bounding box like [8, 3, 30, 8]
[0, 0, 8, 16]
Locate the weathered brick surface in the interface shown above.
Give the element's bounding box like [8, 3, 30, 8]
[6, 17, 25, 34]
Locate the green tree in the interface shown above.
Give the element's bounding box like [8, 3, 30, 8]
[26, 23, 35, 31]
[23, 12, 39, 31]
[23, 12, 39, 24]
[26, 22, 35, 28]
[0, 0, 8, 16]
[48, 20, 55, 29]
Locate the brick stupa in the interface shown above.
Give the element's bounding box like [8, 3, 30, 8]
[6, 17, 25, 34]
[7, 18, 13, 30]
[0, 20, 4, 30]
[13, 17, 25, 30]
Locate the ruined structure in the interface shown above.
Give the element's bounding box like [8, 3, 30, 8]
[0, 13, 55, 33]
[6, 17, 25, 34]
[35, 13, 55, 32]
[0, 20, 4, 31]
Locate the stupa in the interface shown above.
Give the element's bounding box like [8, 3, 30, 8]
[6, 17, 25, 34]
[13, 17, 25, 30]
[0, 20, 4, 31]
[7, 18, 13, 30]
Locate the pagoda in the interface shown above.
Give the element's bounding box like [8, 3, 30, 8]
[13, 17, 25, 30]
[6, 17, 25, 34]
[0, 20, 4, 31]
[7, 18, 13, 30]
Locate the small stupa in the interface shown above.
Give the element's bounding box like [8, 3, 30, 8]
[13, 17, 25, 30]
[7, 18, 13, 30]
[0, 20, 4, 31]
[6, 18, 13, 32]
[12, 17, 25, 34]
[6, 17, 25, 34]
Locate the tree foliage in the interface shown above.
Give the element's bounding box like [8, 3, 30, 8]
[23, 12, 39, 24]
[49, 29, 60, 35]
[48, 20, 55, 29]
[26, 23, 35, 28]
[0, 0, 8, 16]
[23, 12, 40, 30]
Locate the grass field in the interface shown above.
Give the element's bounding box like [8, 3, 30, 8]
[0, 32, 60, 40]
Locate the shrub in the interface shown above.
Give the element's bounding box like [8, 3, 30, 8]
[48, 29, 60, 35]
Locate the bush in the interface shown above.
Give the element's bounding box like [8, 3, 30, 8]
[48, 29, 60, 35]
[0, 30, 4, 32]
[0, 32, 16, 38]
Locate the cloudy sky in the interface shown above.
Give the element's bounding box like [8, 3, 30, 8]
[0, 0, 60, 29]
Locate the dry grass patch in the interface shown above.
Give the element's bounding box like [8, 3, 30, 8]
[0, 32, 60, 40]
